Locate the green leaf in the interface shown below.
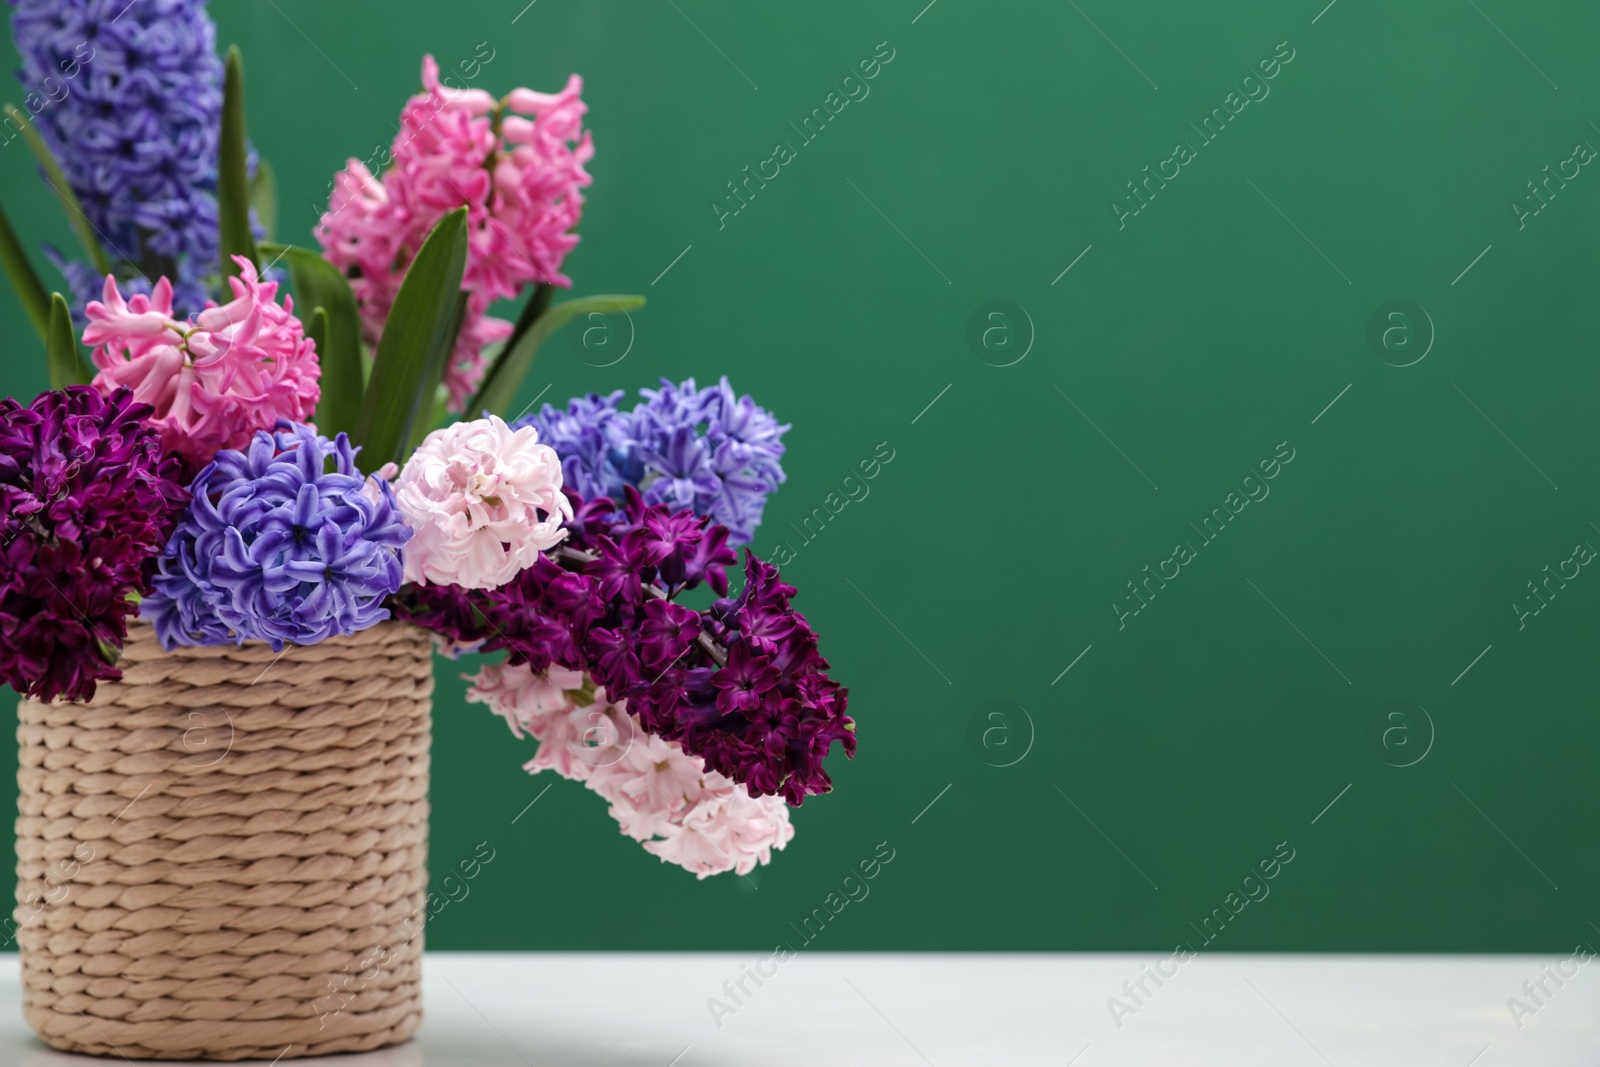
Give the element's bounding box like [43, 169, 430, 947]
[46, 292, 89, 390]
[5, 103, 109, 276]
[218, 46, 258, 279]
[354, 208, 469, 469]
[259, 242, 365, 440]
[470, 294, 645, 419]
[0, 194, 49, 341]
[306, 305, 329, 363]
[249, 157, 278, 242]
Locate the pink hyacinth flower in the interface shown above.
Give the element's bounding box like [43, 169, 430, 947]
[316, 55, 593, 413]
[467, 662, 794, 878]
[394, 415, 571, 590]
[83, 258, 321, 469]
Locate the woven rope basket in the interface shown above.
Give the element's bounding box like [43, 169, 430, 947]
[13, 619, 433, 1060]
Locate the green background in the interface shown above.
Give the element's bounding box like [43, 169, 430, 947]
[3, 0, 1598, 953]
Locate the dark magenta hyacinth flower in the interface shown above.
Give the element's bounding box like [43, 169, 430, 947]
[395, 486, 854, 804]
[0, 386, 188, 702]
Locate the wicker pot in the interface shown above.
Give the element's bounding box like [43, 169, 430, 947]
[13, 620, 433, 1060]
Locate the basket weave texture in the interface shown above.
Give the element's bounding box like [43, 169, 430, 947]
[14, 619, 433, 1060]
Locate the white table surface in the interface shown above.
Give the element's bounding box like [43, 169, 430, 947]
[0, 952, 1593, 1066]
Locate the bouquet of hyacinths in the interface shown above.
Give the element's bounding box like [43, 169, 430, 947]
[0, 2, 852, 883]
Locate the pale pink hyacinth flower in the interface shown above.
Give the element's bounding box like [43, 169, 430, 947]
[468, 661, 794, 879]
[82, 257, 321, 468]
[394, 415, 571, 589]
[316, 55, 593, 412]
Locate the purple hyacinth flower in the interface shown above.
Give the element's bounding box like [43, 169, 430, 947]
[10, 0, 236, 316]
[146, 422, 411, 651]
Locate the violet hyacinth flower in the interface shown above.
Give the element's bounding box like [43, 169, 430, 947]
[519, 376, 787, 545]
[9, 0, 229, 315]
[0, 386, 188, 702]
[145, 422, 411, 651]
